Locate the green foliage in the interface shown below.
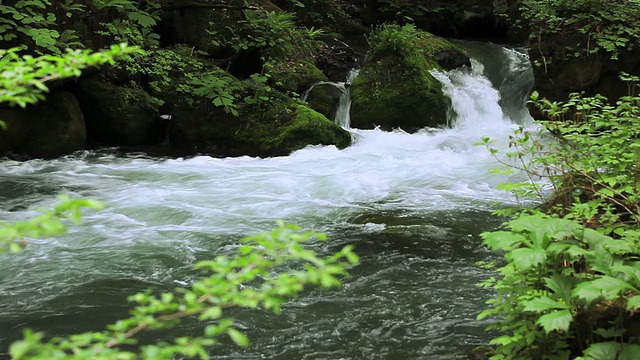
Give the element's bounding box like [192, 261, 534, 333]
[0, 0, 65, 54]
[366, 24, 453, 72]
[479, 215, 640, 359]
[0, 43, 138, 108]
[0, 196, 104, 253]
[0, 0, 160, 54]
[223, 8, 320, 65]
[9, 222, 358, 359]
[93, 0, 161, 49]
[478, 75, 640, 358]
[477, 87, 640, 229]
[190, 70, 244, 116]
[120, 45, 280, 117]
[517, 0, 640, 59]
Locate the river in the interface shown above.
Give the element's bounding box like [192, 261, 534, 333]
[0, 43, 535, 359]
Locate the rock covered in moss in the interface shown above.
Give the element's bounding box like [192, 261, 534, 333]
[351, 24, 470, 132]
[269, 59, 328, 95]
[302, 83, 343, 120]
[270, 104, 350, 153]
[0, 91, 86, 158]
[74, 78, 160, 146]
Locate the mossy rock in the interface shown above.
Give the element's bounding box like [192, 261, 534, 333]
[270, 59, 328, 94]
[165, 62, 351, 157]
[351, 25, 469, 132]
[268, 104, 351, 154]
[171, 98, 350, 157]
[303, 83, 343, 120]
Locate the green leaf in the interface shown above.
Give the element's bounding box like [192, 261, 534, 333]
[510, 247, 547, 271]
[574, 276, 636, 304]
[584, 342, 618, 360]
[523, 296, 567, 313]
[594, 327, 625, 339]
[536, 309, 573, 334]
[627, 295, 640, 311]
[545, 275, 574, 302]
[199, 306, 222, 320]
[227, 328, 249, 348]
[619, 344, 640, 360]
[481, 231, 526, 251]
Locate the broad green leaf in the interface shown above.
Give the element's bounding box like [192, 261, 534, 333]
[574, 276, 636, 304]
[594, 327, 625, 339]
[481, 231, 526, 251]
[583, 342, 618, 360]
[619, 344, 640, 360]
[545, 275, 574, 302]
[627, 295, 640, 311]
[573, 281, 604, 305]
[510, 247, 546, 271]
[547, 242, 586, 259]
[582, 228, 614, 250]
[523, 296, 567, 312]
[536, 309, 573, 333]
[510, 216, 576, 248]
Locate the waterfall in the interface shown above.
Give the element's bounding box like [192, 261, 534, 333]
[333, 69, 359, 129]
[431, 59, 510, 131]
[430, 45, 535, 135]
[301, 69, 360, 129]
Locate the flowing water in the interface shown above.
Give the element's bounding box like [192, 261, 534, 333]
[0, 44, 534, 359]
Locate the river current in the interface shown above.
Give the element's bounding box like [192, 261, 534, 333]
[0, 43, 535, 359]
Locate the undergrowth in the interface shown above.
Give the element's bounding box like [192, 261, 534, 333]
[477, 74, 640, 359]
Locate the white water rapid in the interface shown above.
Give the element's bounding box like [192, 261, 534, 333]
[0, 44, 536, 359]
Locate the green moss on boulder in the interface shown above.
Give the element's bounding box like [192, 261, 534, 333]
[270, 59, 328, 94]
[351, 24, 470, 132]
[270, 104, 351, 153]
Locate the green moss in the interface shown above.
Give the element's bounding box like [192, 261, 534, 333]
[271, 104, 351, 153]
[351, 25, 463, 131]
[304, 83, 342, 119]
[269, 59, 327, 94]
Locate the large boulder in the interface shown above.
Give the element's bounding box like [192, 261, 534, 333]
[350, 25, 470, 132]
[73, 78, 160, 146]
[0, 91, 86, 158]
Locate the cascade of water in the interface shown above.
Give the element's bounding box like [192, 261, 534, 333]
[333, 69, 360, 129]
[300, 69, 360, 129]
[431, 60, 510, 132]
